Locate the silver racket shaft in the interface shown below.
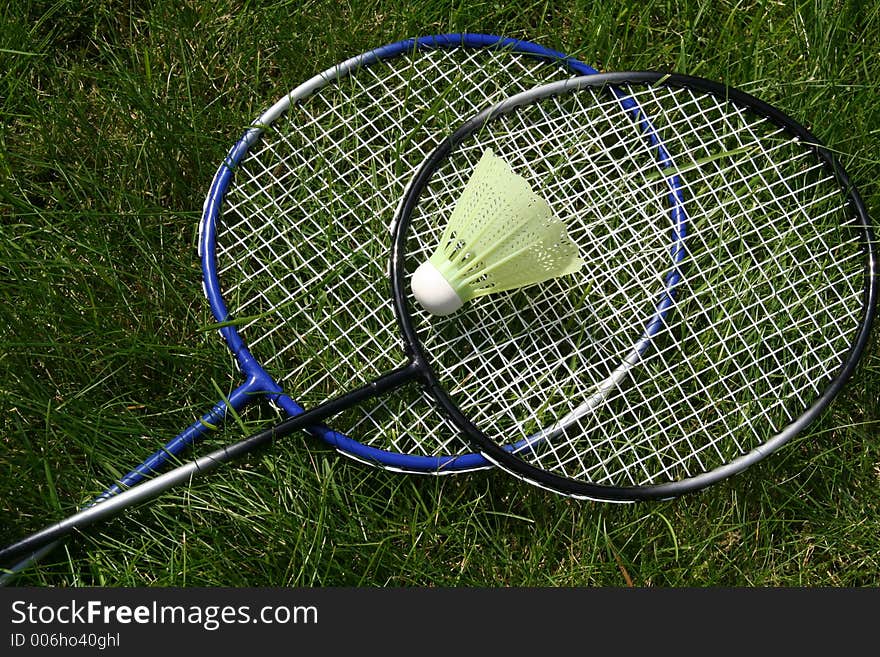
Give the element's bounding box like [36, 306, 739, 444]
[0, 364, 418, 563]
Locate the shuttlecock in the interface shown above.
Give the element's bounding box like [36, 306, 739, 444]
[411, 149, 584, 316]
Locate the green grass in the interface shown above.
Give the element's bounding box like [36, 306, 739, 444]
[1, 0, 879, 586]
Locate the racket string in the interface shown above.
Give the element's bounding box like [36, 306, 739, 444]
[213, 47, 584, 461]
[408, 82, 865, 486]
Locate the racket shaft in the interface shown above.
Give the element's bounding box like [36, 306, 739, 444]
[0, 363, 419, 562]
[0, 382, 261, 583]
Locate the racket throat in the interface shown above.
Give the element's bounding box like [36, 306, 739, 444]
[269, 361, 424, 442]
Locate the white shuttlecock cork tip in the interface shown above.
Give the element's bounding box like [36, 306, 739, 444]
[411, 260, 464, 316]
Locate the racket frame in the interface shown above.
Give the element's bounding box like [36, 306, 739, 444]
[390, 72, 878, 500]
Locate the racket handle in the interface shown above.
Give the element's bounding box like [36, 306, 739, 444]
[0, 542, 60, 586]
[0, 362, 420, 564]
[0, 381, 266, 584]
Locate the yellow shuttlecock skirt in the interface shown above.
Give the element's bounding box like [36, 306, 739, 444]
[412, 149, 583, 316]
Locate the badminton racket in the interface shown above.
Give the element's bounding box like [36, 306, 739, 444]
[7, 70, 869, 556]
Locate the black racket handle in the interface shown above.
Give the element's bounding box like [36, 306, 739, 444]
[0, 363, 419, 564]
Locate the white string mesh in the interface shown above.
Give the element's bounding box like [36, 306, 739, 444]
[405, 82, 866, 487]
[215, 46, 586, 465]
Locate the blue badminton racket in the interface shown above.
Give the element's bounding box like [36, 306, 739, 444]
[0, 72, 696, 561]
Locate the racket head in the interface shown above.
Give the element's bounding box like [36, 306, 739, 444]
[199, 34, 599, 473]
[391, 72, 877, 499]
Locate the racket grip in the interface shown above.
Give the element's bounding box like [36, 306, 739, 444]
[0, 362, 420, 563]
